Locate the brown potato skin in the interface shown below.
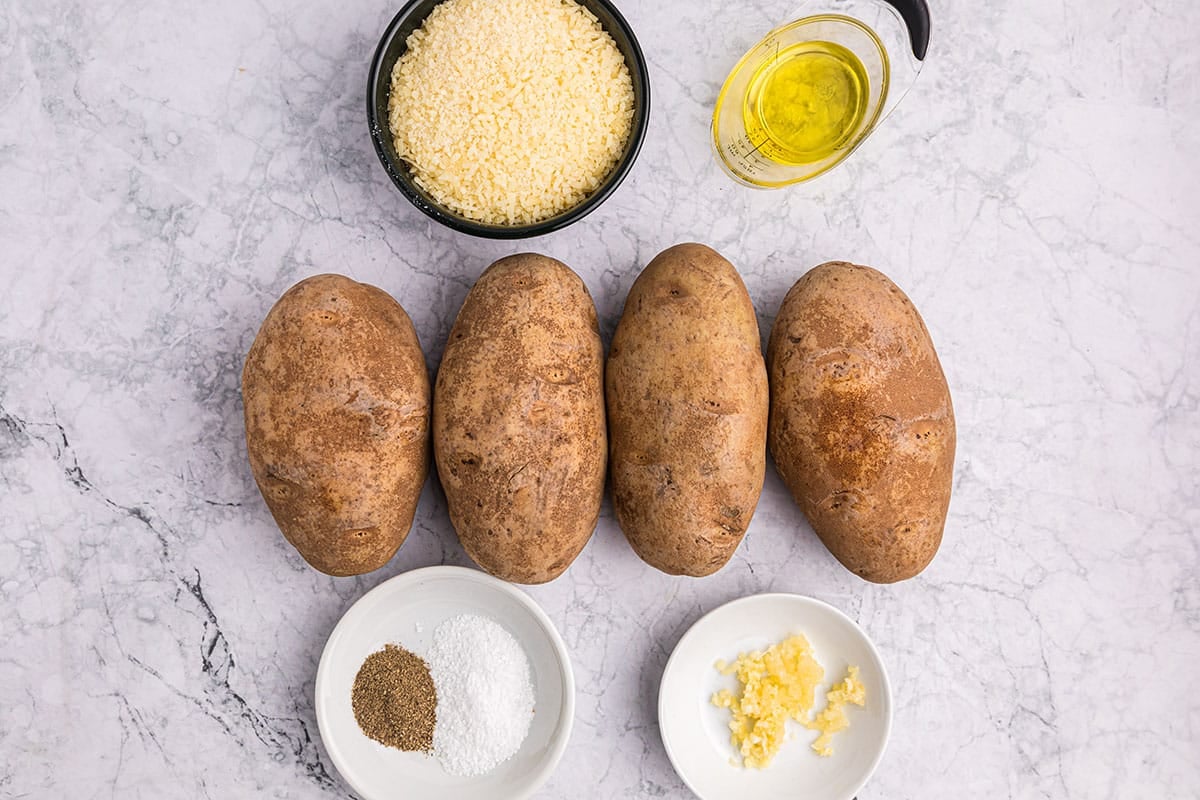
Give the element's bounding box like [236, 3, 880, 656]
[434, 254, 606, 585]
[242, 274, 430, 577]
[767, 262, 956, 583]
[606, 243, 769, 577]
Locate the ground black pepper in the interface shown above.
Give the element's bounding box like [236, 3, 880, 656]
[351, 644, 437, 752]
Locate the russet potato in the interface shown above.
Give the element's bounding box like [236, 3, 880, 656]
[242, 274, 430, 577]
[434, 254, 606, 584]
[767, 262, 956, 583]
[606, 243, 769, 577]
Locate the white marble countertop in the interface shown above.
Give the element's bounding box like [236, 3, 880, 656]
[2, 0, 1198, 797]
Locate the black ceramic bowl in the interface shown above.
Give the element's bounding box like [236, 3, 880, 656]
[367, 0, 650, 239]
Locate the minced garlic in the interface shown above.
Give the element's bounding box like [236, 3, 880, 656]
[711, 634, 865, 768]
[804, 666, 866, 756]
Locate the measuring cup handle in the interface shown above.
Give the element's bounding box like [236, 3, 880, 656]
[881, 0, 931, 60]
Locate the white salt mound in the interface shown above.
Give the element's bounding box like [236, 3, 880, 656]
[427, 614, 535, 776]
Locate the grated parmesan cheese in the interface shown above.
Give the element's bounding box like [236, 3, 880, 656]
[388, 0, 636, 226]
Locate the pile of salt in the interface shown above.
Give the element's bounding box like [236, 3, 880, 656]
[426, 613, 535, 776]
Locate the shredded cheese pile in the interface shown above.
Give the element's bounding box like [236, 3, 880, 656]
[388, 0, 635, 226]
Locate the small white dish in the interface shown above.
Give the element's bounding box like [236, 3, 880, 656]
[658, 593, 892, 800]
[315, 566, 575, 800]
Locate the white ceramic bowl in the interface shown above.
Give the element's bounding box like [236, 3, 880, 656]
[315, 566, 575, 800]
[658, 593, 892, 800]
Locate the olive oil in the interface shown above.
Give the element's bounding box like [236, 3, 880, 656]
[740, 40, 869, 166]
[711, 14, 894, 187]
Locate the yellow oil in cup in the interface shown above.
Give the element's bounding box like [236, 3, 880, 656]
[713, 1, 931, 188]
[741, 39, 871, 165]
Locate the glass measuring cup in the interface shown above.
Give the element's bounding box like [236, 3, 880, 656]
[712, 0, 931, 188]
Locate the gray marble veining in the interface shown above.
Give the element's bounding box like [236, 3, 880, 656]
[1, 0, 1198, 797]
